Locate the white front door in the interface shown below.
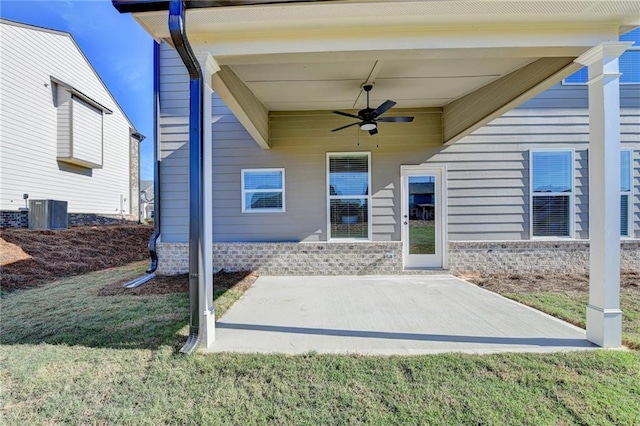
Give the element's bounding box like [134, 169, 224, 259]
[401, 166, 447, 268]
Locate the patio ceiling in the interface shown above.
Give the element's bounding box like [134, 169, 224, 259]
[128, 0, 640, 145]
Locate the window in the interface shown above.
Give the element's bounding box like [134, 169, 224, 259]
[564, 28, 640, 85]
[530, 150, 574, 238]
[241, 168, 285, 213]
[327, 153, 371, 240]
[621, 149, 633, 237]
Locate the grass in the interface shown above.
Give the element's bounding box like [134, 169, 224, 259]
[409, 222, 435, 254]
[507, 291, 640, 350]
[2, 263, 640, 424]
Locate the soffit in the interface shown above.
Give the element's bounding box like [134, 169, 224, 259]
[133, 1, 640, 38]
[131, 0, 637, 125]
[230, 57, 536, 110]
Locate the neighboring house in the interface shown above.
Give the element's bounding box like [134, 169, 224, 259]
[140, 180, 154, 221]
[115, 0, 639, 351]
[0, 19, 144, 228]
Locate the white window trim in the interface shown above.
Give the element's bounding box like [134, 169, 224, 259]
[529, 149, 575, 240]
[562, 46, 640, 86]
[241, 168, 285, 213]
[326, 152, 372, 241]
[621, 148, 634, 238]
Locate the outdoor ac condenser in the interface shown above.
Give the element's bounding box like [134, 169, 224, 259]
[28, 200, 68, 230]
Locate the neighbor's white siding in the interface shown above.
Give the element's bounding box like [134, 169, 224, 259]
[0, 22, 134, 214]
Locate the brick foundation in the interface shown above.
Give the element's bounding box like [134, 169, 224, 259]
[449, 240, 639, 274]
[156, 240, 640, 276]
[1, 210, 137, 228]
[0, 210, 28, 228]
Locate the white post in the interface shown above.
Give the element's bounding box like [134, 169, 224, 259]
[575, 42, 631, 348]
[197, 53, 220, 350]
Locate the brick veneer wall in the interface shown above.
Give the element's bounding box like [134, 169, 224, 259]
[156, 240, 639, 276]
[1, 210, 137, 228]
[449, 240, 639, 274]
[0, 210, 28, 228]
[157, 242, 404, 275]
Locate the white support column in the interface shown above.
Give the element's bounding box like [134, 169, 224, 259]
[575, 42, 631, 348]
[197, 52, 220, 350]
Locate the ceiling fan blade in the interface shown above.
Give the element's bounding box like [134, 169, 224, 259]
[373, 100, 396, 117]
[331, 122, 360, 132]
[332, 110, 361, 119]
[377, 116, 414, 123]
[368, 127, 378, 135]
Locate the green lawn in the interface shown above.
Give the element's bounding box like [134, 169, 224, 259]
[2, 263, 640, 424]
[506, 291, 640, 350]
[409, 222, 435, 254]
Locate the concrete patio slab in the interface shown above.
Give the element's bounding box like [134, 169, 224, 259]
[207, 275, 596, 355]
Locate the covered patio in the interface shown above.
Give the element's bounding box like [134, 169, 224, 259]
[209, 274, 594, 355]
[113, 0, 639, 354]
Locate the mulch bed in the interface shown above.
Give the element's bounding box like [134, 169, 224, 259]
[464, 271, 639, 293]
[98, 270, 258, 297]
[0, 225, 154, 292]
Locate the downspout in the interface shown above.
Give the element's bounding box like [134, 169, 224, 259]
[168, 0, 204, 355]
[147, 41, 162, 275]
[122, 43, 161, 289]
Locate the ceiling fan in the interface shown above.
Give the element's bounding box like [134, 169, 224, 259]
[331, 84, 414, 135]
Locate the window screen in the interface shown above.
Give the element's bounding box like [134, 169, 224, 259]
[531, 150, 573, 237]
[328, 153, 370, 239]
[241, 169, 285, 212]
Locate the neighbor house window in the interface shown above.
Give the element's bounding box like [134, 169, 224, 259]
[241, 168, 285, 213]
[621, 149, 633, 237]
[327, 153, 371, 240]
[530, 150, 574, 238]
[564, 28, 640, 85]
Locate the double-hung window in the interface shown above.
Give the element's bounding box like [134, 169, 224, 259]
[327, 153, 371, 240]
[621, 149, 633, 237]
[241, 168, 285, 213]
[530, 150, 574, 238]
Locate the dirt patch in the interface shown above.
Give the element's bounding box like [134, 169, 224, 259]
[0, 225, 153, 292]
[0, 238, 31, 266]
[463, 271, 639, 294]
[98, 270, 258, 297]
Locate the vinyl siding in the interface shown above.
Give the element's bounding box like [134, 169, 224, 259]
[436, 82, 639, 240]
[0, 22, 134, 214]
[158, 41, 639, 243]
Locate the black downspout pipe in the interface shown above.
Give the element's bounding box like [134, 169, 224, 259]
[121, 42, 161, 290]
[168, 0, 203, 355]
[147, 41, 162, 274]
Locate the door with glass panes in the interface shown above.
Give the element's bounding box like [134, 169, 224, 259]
[401, 166, 446, 268]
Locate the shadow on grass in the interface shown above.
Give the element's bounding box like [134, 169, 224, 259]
[0, 264, 254, 350]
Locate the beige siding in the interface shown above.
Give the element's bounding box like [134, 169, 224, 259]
[0, 22, 135, 214]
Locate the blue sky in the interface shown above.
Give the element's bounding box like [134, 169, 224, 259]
[1, 0, 155, 180]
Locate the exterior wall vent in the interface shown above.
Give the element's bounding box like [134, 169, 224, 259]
[28, 200, 68, 230]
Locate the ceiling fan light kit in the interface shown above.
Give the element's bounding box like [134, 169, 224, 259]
[331, 84, 414, 135]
